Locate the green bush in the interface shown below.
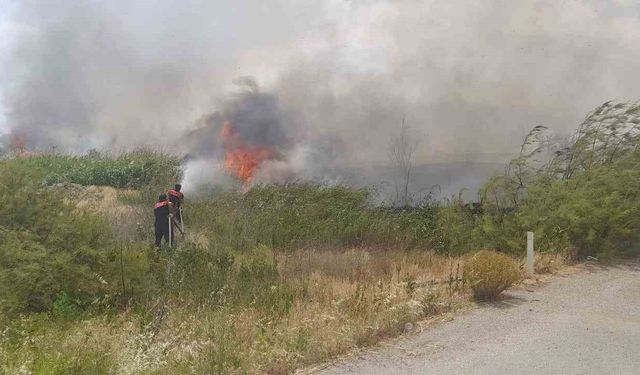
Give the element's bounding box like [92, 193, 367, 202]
[0, 161, 106, 246]
[464, 249, 521, 300]
[0, 164, 116, 315]
[468, 159, 640, 259]
[0, 230, 106, 315]
[30, 347, 113, 375]
[471, 102, 640, 258]
[519, 162, 640, 258]
[433, 199, 479, 255]
[51, 291, 86, 321]
[193, 314, 245, 375]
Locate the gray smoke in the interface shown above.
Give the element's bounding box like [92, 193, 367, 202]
[0, 0, 322, 151]
[181, 77, 345, 190]
[2, 0, 640, 192]
[183, 77, 290, 159]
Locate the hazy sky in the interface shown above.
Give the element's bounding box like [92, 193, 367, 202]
[1, 0, 640, 164]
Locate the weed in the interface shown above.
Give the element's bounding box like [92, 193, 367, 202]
[464, 250, 521, 300]
[51, 291, 86, 321]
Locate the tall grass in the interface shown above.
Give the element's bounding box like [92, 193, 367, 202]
[1, 150, 182, 189]
[187, 183, 438, 251]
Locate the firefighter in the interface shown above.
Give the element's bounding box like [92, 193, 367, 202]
[154, 193, 173, 247]
[168, 183, 184, 205]
[167, 183, 184, 230]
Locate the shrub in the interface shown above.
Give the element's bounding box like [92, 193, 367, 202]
[51, 291, 86, 321]
[473, 161, 640, 259]
[0, 165, 116, 315]
[0, 164, 110, 245]
[254, 284, 295, 317]
[193, 315, 245, 375]
[464, 249, 521, 300]
[0, 230, 106, 315]
[434, 199, 479, 255]
[472, 102, 640, 259]
[31, 350, 113, 375]
[534, 252, 563, 274]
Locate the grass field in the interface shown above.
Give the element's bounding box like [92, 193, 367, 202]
[3, 101, 640, 374]
[0, 152, 478, 374]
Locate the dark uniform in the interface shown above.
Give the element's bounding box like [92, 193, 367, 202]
[154, 194, 172, 247]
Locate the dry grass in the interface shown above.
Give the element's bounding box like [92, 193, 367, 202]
[160, 248, 469, 373]
[0, 185, 481, 374]
[1, 247, 470, 375]
[3, 242, 574, 374]
[54, 183, 142, 239]
[534, 252, 566, 274]
[278, 248, 460, 284]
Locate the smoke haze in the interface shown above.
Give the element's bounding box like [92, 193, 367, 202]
[2, 0, 640, 184]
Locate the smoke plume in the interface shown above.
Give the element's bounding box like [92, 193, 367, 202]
[2, 0, 640, 194]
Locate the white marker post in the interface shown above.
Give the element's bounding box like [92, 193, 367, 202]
[526, 231, 534, 276]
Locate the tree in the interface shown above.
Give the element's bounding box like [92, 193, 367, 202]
[388, 117, 420, 207]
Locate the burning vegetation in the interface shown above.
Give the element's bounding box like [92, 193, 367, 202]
[6, 134, 42, 158]
[9, 135, 28, 156]
[181, 77, 290, 186]
[221, 121, 274, 184]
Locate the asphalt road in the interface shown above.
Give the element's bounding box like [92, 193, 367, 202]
[318, 261, 640, 375]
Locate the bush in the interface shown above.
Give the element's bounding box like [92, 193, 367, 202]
[51, 291, 86, 321]
[464, 249, 521, 300]
[472, 160, 640, 259]
[0, 230, 106, 315]
[192, 314, 245, 375]
[31, 350, 113, 375]
[472, 102, 640, 258]
[520, 163, 640, 258]
[433, 199, 479, 255]
[0, 165, 117, 315]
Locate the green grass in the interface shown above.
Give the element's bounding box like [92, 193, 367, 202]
[0, 150, 182, 189]
[187, 183, 438, 251]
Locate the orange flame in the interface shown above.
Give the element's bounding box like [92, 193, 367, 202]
[9, 135, 30, 157]
[221, 121, 273, 184]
